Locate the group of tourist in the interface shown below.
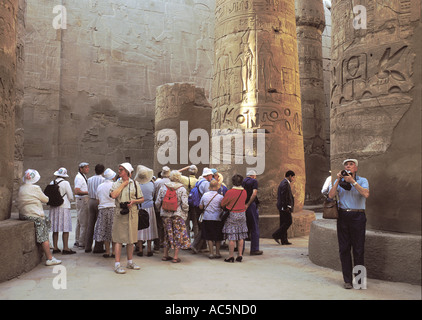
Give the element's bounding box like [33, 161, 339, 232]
[16, 162, 268, 274]
[17, 157, 369, 288]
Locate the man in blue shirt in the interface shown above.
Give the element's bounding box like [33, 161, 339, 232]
[328, 159, 370, 289]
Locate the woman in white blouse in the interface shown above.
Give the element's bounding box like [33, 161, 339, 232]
[49, 168, 75, 254]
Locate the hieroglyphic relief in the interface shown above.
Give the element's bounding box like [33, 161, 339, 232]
[331, 45, 415, 106]
[211, 104, 303, 138]
[212, 0, 307, 214]
[330, 0, 418, 162]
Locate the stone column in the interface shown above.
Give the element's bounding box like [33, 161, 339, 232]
[212, 0, 315, 238]
[330, 0, 421, 234]
[296, 0, 329, 204]
[0, 0, 18, 221]
[154, 83, 212, 175]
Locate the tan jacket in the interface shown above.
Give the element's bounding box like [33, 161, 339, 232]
[17, 184, 49, 218]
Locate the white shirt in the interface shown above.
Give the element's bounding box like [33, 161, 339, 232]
[49, 178, 74, 209]
[96, 180, 116, 209]
[200, 191, 223, 221]
[74, 172, 88, 198]
[321, 176, 332, 195]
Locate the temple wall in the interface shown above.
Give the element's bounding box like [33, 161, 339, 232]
[21, 0, 215, 188]
[0, 0, 19, 221]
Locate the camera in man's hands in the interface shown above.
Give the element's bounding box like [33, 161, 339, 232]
[120, 202, 130, 215]
[339, 170, 352, 190]
[341, 170, 351, 176]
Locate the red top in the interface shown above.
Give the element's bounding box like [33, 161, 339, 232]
[221, 188, 247, 213]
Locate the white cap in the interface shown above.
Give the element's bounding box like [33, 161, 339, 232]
[78, 162, 89, 168]
[23, 169, 41, 184]
[343, 159, 358, 166]
[54, 167, 69, 178]
[247, 169, 257, 176]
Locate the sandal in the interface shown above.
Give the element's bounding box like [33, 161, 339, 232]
[162, 256, 173, 261]
[52, 249, 61, 254]
[172, 258, 181, 263]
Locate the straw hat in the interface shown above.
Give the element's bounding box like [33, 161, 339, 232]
[161, 166, 171, 177]
[134, 165, 154, 184]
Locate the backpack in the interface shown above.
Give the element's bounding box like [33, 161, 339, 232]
[162, 186, 179, 212]
[188, 179, 205, 208]
[44, 179, 65, 207]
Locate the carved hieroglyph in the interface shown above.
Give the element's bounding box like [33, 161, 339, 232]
[212, 0, 306, 214]
[330, 0, 421, 234]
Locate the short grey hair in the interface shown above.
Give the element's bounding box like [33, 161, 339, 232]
[169, 170, 182, 182]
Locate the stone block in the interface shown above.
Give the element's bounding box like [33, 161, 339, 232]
[0, 219, 42, 283]
[309, 220, 422, 285]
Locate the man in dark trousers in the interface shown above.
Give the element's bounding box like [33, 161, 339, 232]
[272, 170, 295, 245]
[328, 158, 369, 289]
[243, 170, 263, 255]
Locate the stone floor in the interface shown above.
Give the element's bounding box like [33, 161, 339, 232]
[0, 210, 420, 300]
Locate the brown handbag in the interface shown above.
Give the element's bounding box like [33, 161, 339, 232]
[323, 198, 338, 219]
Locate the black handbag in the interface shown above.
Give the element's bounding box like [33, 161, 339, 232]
[138, 207, 150, 230]
[220, 190, 244, 223]
[132, 182, 150, 230]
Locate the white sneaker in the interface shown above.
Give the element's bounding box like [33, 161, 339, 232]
[45, 257, 62, 266]
[126, 262, 140, 270]
[114, 266, 126, 274]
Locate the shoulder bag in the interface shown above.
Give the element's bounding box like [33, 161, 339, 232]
[322, 197, 338, 219]
[199, 192, 219, 222]
[133, 181, 150, 230]
[220, 190, 244, 223]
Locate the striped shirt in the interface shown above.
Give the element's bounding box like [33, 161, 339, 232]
[88, 175, 105, 199]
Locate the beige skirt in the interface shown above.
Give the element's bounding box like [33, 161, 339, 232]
[112, 205, 138, 244]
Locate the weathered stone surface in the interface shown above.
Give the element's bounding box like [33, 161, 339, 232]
[0, 218, 43, 282]
[330, 0, 421, 234]
[0, 0, 18, 221]
[212, 0, 306, 219]
[22, 0, 215, 187]
[296, 0, 330, 204]
[154, 82, 212, 175]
